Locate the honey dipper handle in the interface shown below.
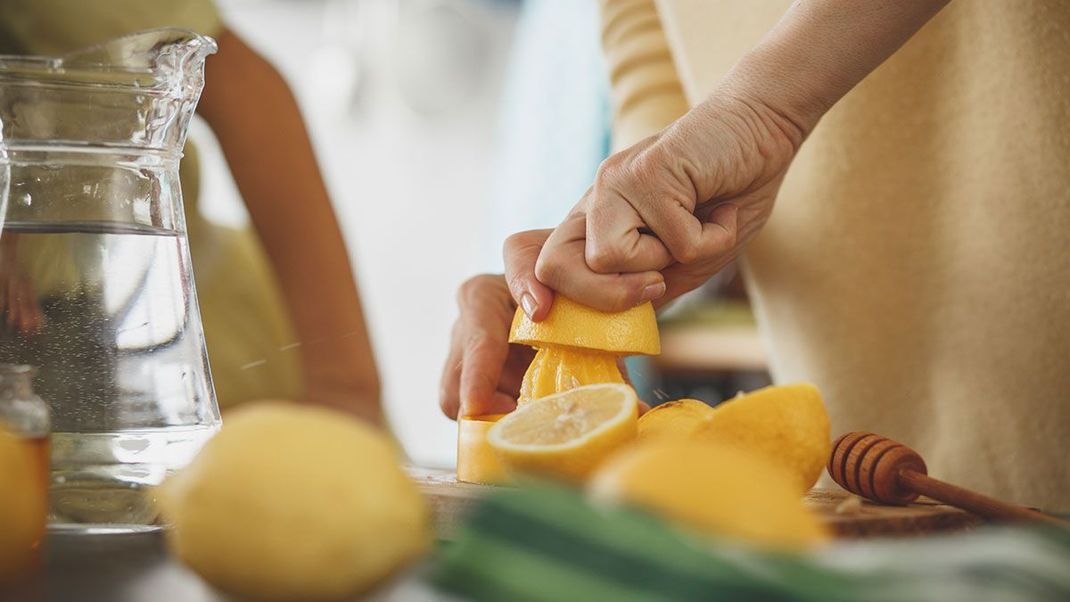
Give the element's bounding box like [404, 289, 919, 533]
[899, 469, 1069, 527]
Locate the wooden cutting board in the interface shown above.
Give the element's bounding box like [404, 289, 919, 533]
[408, 467, 983, 539]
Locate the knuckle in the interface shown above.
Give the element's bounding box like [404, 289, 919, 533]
[463, 330, 502, 358]
[503, 231, 527, 253]
[607, 286, 640, 312]
[457, 274, 495, 306]
[585, 242, 624, 274]
[674, 240, 703, 264]
[533, 253, 560, 287]
[463, 330, 490, 350]
[628, 147, 663, 185]
[594, 155, 636, 195]
[596, 151, 627, 177]
[468, 370, 497, 395]
[504, 270, 525, 293]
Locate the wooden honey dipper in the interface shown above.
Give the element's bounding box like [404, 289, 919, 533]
[829, 432, 1068, 526]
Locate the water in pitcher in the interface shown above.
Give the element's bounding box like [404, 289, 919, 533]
[0, 221, 216, 528]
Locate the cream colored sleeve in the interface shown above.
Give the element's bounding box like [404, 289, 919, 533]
[599, 0, 690, 151]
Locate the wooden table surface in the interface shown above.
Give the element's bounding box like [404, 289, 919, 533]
[1, 467, 984, 602]
[409, 467, 984, 539]
[0, 531, 451, 602]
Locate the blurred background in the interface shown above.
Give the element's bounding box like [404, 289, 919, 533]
[198, 0, 769, 468]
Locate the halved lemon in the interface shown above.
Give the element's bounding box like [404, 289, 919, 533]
[510, 297, 659, 404]
[696, 383, 831, 494]
[589, 440, 828, 549]
[487, 383, 639, 482]
[509, 297, 660, 355]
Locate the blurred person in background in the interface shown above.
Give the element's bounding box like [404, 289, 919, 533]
[0, 0, 383, 426]
[442, 0, 1070, 510]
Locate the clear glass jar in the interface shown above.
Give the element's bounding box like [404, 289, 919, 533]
[0, 30, 221, 531]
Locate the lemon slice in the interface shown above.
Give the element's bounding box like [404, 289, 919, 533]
[487, 383, 639, 482]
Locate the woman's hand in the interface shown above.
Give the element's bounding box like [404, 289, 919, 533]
[440, 230, 652, 420]
[534, 93, 802, 311]
[439, 230, 554, 419]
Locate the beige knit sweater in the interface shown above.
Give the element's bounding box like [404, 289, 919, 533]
[600, 0, 1070, 510]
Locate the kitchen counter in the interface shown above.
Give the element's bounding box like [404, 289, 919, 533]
[2, 469, 987, 602]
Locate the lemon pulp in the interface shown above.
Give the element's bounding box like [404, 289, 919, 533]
[518, 345, 624, 403]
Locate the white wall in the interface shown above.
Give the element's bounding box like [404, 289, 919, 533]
[200, 0, 520, 467]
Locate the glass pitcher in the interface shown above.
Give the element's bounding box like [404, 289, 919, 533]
[0, 29, 220, 531]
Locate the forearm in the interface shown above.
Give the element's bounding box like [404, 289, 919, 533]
[718, 0, 950, 137]
[198, 30, 381, 419]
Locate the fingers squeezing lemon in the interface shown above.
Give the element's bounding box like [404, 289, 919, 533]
[457, 298, 658, 483]
[458, 292, 832, 551]
[509, 297, 659, 402]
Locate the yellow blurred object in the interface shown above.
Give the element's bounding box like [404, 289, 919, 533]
[488, 383, 638, 483]
[457, 415, 509, 484]
[698, 383, 831, 494]
[510, 297, 659, 403]
[637, 398, 715, 442]
[155, 403, 430, 601]
[589, 440, 828, 549]
[0, 425, 46, 584]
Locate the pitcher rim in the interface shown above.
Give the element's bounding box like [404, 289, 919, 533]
[0, 27, 217, 92]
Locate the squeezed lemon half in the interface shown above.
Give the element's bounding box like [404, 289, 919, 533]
[487, 383, 639, 482]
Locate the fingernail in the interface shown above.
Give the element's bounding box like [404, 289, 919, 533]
[520, 293, 538, 318]
[639, 282, 666, 304]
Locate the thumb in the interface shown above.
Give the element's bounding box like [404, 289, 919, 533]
[504, 229, 555, 321]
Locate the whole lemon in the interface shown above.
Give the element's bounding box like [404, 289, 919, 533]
[589, 440, 827, 549]
[698, 383, 831, 493]
[0, 424, 46, 583]
[155, 403, 430, 600]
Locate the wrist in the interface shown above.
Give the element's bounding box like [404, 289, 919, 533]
[715, 49, 826, 147]
[655, 92, 800, 202]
